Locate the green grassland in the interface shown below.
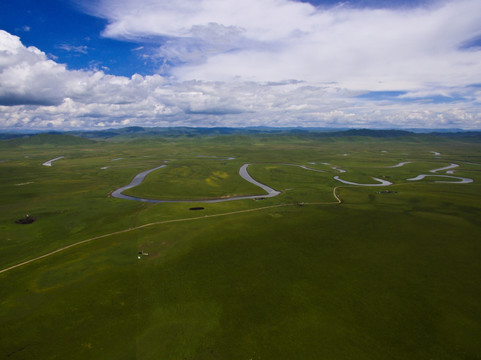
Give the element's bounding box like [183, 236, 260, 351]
[123, 158, 263, 200]
[0, 133, 480, 359]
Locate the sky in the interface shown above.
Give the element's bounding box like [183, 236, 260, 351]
[1, 0, 481, 130]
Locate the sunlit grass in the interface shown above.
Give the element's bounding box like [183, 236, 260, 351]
[1, 134, 480, 360]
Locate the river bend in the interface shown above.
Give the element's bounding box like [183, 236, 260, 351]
[111, 163, 280, 203]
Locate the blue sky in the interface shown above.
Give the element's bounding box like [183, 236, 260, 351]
[0, 0, 155, 76]
[1, 0, 481, 130]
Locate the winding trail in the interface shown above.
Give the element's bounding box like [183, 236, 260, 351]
[0, 203, 294, 275]
[332, 186, 342, 203]
[3, 157, 475, 275]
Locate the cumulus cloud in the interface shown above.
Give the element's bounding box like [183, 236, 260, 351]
[1, 19, 481, 130]
[0, 31, 68, 106]
[0, 31, 163, 106]
[81, 0, 481, 90]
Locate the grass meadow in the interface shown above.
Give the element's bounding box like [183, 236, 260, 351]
[0, 133, 480, 359]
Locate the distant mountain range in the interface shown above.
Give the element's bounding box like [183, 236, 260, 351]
[1, 127, 480, 144]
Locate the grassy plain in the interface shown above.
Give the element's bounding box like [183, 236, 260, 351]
[0, 133, 480, 359]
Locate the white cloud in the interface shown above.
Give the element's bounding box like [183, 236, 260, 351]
[1, 23, 481, 130]
[57, 44, 89, 54]
[81, 0, 481, 90]
[0, 31, 70, 105]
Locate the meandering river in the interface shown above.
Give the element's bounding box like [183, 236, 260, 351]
[111, 160, 474, 203]
[407, 174, 473, 184]
[429, 163, 459, 173]
[388, 161, 412, 168]
[111, 165, 168, 203]
[333, 176, 392, 186]
[42, 156, 64, 166]
[111, 163, 280, 203]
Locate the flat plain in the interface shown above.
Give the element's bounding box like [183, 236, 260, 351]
[1, 132, 480, 359]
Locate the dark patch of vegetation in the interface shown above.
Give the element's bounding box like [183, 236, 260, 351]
[0, 133, 96, 147]
[324, 128, 413, 137]
[15, 215, 35, 224]
[0, 133, 26, 140]
[189, 207, 205, 210]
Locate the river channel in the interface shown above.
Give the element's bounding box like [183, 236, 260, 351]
[111, 163, 280, 203]
[111, 161, 474, 203]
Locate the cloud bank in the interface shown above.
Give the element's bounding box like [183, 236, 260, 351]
[1, 0, 481, 130]
[84, 0, 481, 88]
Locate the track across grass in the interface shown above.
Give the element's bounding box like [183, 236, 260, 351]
[1, 134, 480, 360]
